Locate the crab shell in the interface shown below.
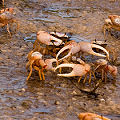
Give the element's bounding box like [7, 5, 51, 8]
[37, 31, 63, 46]
[31, 51, 43, 60]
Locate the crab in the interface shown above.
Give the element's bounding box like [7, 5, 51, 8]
[78, 113, 110, 120]
[103, 15, 120, 36]
[95, 59, 117, 82]
[33, 31, 65, 48]
[55, 59, 96, 83]
[56, 41, 109, 62]
[26, 51, 57, 81]
[0, 8, 19, 36]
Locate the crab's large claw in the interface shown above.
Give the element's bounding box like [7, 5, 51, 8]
[45, 58, 58, 71]
[37, 31, 63, 46]
[56, 42, 80, 61]
[55, 64, 76, 77]
[79, 42, 109, 59]
[55, 63, 90, 77]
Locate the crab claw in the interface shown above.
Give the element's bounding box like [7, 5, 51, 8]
[45, 58, 58, 71]
[37, 31, 63, 46]
[55, 63, 90, 77]
[56, 41, 80, 61]
[79, 42, 109, 59]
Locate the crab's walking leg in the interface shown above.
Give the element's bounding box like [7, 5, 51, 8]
[7, 24, 11, 36]
[33, 66, 42, 80]
[101, 69, 104, 81]
[33, 40, 38, 48]
[78, 76, 82, 83]
[41, 68, 45, 80]
[92, 71, 96, 80]
[88, 71, 92, 83]
[104, 71, 107, 83]
[26, 64, 33, 81]
[83, 73, 88, 83]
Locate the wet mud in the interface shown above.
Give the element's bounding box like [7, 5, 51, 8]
[0, 0, 120, 120]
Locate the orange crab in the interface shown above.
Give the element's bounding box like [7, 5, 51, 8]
[0, 8, 19, 36]
[95, 59, 117, 82]
[103, 15, 120, 36]
[78, 113, 111, 120]
[26, 51, 57, 81]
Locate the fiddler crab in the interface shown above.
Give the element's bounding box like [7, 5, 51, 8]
[56, 40, 109, 61]
[26, 51, 57, 81]
[33, 31, 71, 47]
[55, 58, 96, 83]
[26, 30, 118, 85]
[103, 15, 120, 36]
[33, 31, 71, 57]
[0, 7, 19, 36]
[78, 113, 111, 120]
[95, 59, 117, 82]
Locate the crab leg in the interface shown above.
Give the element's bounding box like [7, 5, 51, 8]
[7, 24, 11, 36]
[33, 66, 42, 80]
[26, 61, 34, 81]
[78, 76, 82, 83]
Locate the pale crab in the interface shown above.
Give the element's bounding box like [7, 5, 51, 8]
[55, 59, 96, 83]
[26, 51, 57, 81]
[56, 41, 109, 62]
[33, 31, 64, 48]
[78, 113, 110, 120]
[103, 15, 120, 37]
[94, 59, 117, 82]
[33, 31, 72, 57]
[0, 8, 19, 36]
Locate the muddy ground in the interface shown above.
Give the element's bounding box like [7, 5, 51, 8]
[0, 0, 120, 120]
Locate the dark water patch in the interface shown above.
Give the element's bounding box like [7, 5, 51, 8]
[24, 33, 36, 42]
[28, 17, 55, 23]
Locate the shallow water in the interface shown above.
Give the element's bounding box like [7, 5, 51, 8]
[0, 0, 120, 120]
